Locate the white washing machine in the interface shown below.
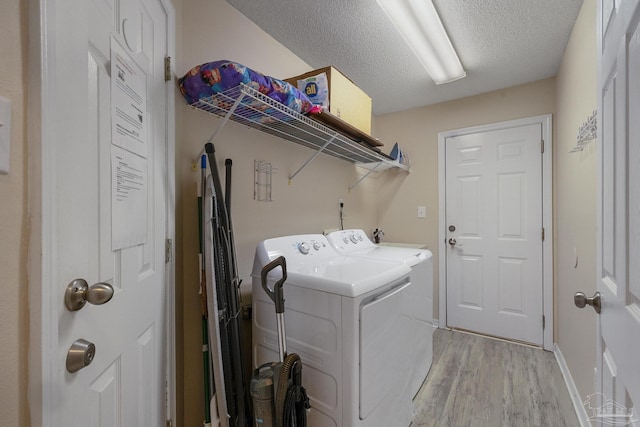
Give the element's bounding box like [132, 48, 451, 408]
[326, 229, 434, 400]
[252, 234, 416, 427]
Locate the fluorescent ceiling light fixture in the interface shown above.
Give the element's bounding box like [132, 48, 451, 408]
[377, 0, 466, 84]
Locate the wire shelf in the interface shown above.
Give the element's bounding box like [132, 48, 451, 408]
[189, 84, 409, 172]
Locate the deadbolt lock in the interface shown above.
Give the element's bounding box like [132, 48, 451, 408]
[66, 339, 96, 373]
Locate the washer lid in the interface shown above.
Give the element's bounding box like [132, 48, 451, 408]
[253, 234, 411, 297]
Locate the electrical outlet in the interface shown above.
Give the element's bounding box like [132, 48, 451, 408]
[242, 304, 252, 320]
[417, 206, 426, 218]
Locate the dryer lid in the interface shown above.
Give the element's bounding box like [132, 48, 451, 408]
[327, 229, 431, 266]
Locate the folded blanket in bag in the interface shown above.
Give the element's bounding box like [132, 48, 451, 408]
[179, 60, 316, 117]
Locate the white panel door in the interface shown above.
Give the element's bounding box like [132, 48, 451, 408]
[590, 1, 640, 425]
[445, 124, 543, 345]
[49, 0, 172, 425]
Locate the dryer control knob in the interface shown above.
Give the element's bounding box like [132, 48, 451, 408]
[298, 242, 310, 254]
[343, 237, 350, 244]
[350, 234, 359, 244]
[313, 242, 321, 251]
[358, 234, 363, 241]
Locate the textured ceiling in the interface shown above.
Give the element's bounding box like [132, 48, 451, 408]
[225, 0, 583, 115]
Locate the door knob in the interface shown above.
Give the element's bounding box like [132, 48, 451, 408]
[574, 291, 601, 314]
[64, 278, 114, 311]
[66, 338, 96, 373]
[448, 238, 462, 247]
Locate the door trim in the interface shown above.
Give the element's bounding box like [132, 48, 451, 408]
[164, 3, 177, 424]
[437, 114, 553, 351]
[26, 1, 176, 425]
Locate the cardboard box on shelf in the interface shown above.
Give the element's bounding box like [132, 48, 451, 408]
[285, 66, 372, 135]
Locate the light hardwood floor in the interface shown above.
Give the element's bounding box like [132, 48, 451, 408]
[412, 329, 580, 427]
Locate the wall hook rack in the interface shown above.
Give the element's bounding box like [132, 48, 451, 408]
[570, 110, 597, 153]
[254, 160, 276, 202]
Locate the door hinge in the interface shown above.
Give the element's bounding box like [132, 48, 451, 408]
[542, 227, 545, 241]
[164, 56, 172, 82]
[543, 315, 546, 330]
[541, 139, 545, 154]
[165, 238, 173, 263]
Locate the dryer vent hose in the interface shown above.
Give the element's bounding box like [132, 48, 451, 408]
[275, 353, 310, 427]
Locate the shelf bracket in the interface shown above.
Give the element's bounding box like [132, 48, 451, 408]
[191, 92, 247, 171]
[288, 136, 336, 183]
[349, 161, 382, 191]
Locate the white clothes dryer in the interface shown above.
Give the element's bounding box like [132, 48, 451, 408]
[252, 234, 415, 427]
[326, 229, 434, 399]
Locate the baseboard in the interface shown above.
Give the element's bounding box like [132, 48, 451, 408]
[553, 344, 591, 427]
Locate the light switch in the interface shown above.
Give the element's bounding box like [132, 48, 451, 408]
[0, 96, 11, 175]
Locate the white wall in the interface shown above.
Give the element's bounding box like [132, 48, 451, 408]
[554, 0, 597, 402]
[0, 0, 29, 426]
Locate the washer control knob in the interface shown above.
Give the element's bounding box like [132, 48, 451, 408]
[350, 234, 359, 244]
[298, 242, 310, 254]
[313, 242, 321, 251]
[358, 234, 363, 241]
[343, 237, 350, 244]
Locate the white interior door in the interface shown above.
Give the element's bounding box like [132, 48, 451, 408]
[591, 1, 640, 425]
[46, 0, 173, 425]
[445, 124, 544, 345]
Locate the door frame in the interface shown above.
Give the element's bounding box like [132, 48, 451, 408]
[26, 1, 176, 425]
[437, 114, 553, 351]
